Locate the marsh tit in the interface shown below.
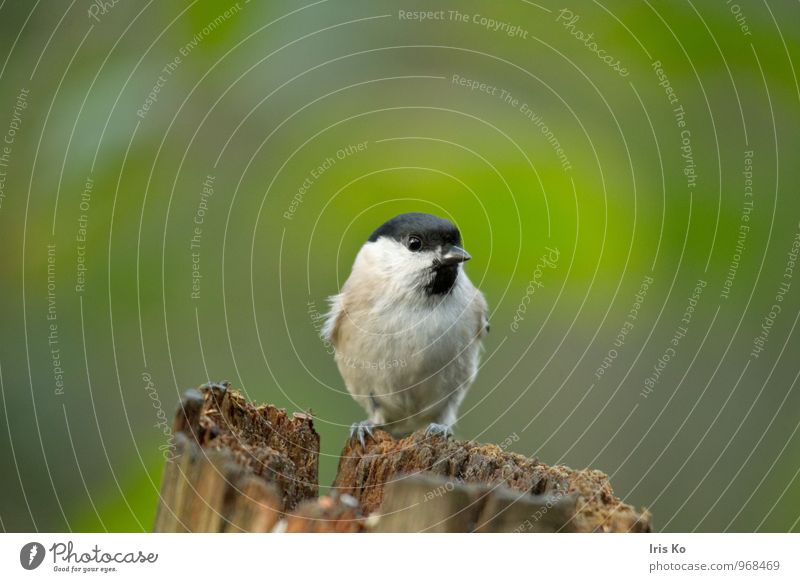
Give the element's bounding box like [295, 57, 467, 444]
[322, 212, 489, 444]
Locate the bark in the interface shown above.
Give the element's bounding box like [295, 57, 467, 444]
[154, 384, 651, 533]
[153, 383, 319, 532]
[333, 428, 651, 533]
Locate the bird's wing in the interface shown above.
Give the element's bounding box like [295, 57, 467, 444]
[321, 293, 344, 346]
[475, 289, 490, 338]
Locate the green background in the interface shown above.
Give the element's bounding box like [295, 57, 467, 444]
[0, 0, 798, 532]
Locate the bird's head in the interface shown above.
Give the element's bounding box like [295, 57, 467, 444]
[362, 212, 471, 297]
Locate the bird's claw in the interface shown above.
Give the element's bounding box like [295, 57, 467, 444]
[349, 420, 376, 447]
[425, 423, 453, 439]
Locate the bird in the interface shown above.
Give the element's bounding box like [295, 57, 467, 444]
[321, 212, 489, 445]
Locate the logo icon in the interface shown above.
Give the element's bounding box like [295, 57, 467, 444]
[20, 542, 45, 570]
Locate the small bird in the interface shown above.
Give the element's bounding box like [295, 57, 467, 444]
[322, 212, 489, 444]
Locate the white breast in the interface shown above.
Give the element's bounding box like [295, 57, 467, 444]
[324, 239, 484, 434]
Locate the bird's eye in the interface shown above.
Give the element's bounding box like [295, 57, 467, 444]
[407, 236, 422, 251]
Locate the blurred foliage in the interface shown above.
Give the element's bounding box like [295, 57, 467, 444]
[0, 0, 798, 532]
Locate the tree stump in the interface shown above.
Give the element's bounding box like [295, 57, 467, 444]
[279, 494, 366, 533]
[333, 429, 651, 532]
[153, 383, 320, 532]
[153, 383, 651, 533]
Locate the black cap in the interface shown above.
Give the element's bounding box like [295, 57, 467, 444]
[368, 212, 461, 252]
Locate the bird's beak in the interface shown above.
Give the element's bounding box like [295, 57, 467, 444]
[440, 245, 471, 266]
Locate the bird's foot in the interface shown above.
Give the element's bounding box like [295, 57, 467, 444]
[424, 423, 453, 439]
[349, 420, 376, 447]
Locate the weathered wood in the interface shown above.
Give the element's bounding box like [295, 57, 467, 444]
[279, 494, 365, 533]
[333, 428, 651, 532]
[154, 384, 651, 532]
[153, 383, 319, 532]
[369, 474, 578, 532]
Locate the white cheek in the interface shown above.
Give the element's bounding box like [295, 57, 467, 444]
[364, 238, 434, 285]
